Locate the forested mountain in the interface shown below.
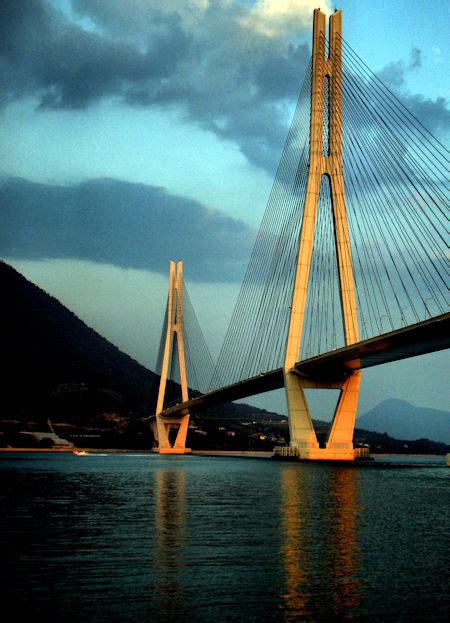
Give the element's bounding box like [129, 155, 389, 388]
[1, 261, 159, 440]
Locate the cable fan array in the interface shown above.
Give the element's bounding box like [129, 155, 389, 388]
[209, 61, 313, 389]
[154, 282, 216, 409]
[155, 39, 448, 401]
[340, 37, 448, 339]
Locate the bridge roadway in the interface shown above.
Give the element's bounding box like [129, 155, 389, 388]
[161, 312, 450, 417]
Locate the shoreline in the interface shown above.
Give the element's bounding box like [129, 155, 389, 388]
[0, 447, 153, 453]
[0, 447, 447, 458]
[192, 450, 272, 458]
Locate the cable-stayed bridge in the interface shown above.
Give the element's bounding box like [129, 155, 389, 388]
[150, 10, 449, 460]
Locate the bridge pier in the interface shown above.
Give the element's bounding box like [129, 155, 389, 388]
[282, 370, 361, 461]
[152, 412, 191, 454]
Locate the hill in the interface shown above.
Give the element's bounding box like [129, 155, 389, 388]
[357, 399, 450, 445]
[0, 261, 162, 445]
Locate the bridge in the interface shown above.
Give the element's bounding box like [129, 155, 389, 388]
[150, 10, 448, 460]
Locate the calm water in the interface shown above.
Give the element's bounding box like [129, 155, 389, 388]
[1, 453, 448, 622]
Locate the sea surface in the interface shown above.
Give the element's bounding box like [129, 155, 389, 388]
[1, 452, 448, 622]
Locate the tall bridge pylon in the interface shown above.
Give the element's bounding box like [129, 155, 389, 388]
[282, 9, 361, 460]
[152, 261, 191, 454]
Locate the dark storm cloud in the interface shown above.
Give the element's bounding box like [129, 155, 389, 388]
[0, 0, 189, 109]
[1, 2, 447, 172]
[0, 177, 254, 282]
[0, 0, 309, 172]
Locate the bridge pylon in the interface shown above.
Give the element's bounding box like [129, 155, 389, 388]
[152, 260, 191, 454]
[282, 9, 362, 461]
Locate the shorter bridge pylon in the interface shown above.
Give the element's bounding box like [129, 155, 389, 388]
[152, 260, 191, 454]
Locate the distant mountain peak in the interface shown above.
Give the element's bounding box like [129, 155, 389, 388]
[358, 399, 450, 444]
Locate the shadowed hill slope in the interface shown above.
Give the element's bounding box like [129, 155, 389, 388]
[0, 261, 158, 425]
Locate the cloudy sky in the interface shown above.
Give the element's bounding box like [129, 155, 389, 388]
[1, 0, 449, 417]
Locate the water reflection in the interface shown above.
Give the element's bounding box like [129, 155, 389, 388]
[280, 466, 312, 620]
[154, 468, 186, 615]
[1, 455, 447, 620]
[329, 469, 361, 618]
[280, 465, 361, 621]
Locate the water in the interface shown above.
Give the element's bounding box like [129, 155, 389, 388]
[1, 453, 448, 622]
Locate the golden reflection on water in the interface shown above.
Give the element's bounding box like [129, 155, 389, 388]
[280, 465, 361, 621]
[329, 468, 362, 618]
[280, 466, 311, 620]
[154, 469, 186, 609]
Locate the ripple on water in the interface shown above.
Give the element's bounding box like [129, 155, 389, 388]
[0, 453, 448, 621]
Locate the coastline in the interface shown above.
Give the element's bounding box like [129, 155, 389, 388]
[0, 447, 153, 453]
[0, 447, 446, 459]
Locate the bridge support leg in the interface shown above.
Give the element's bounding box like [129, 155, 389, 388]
[153, 415, 171, 452]
[172, 413, 190, 452]
[284, 371, 319, 453]
[326, 372, 361, 457]
[153, 413, 190, 454]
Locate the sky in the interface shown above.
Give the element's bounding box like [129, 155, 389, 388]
[1, 0, 449, 418]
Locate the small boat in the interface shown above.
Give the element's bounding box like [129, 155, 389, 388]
[73, 449, 88, 456]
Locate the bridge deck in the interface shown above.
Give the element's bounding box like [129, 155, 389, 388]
[161, 312, 449, 417]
